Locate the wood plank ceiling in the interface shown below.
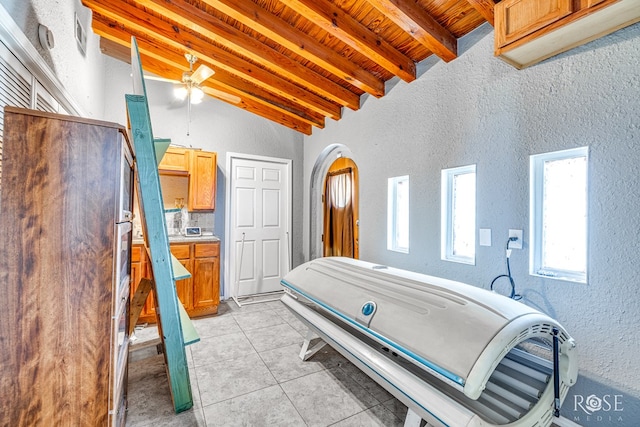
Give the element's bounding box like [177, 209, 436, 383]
[83, 0, 496, 135]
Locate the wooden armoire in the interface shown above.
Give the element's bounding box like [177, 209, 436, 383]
[0, 107, 133, 426]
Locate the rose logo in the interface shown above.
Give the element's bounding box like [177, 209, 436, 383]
[584, 394, 603, 413]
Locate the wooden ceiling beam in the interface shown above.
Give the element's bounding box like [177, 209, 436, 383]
[466, 0, 495, 25]
[365, 0, 457, 62]
[200, 0, 385, 97]
[96, 21, 324, 129]
[133, 0, 360, 111]
[94, 19, 321, 131]
[82, 0, 341, 120]
[278, 0, 415, 83]
[139, 56, 315, 134]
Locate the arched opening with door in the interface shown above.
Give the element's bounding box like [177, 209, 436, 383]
[323, 157, 359, 258]
[309, 144, 359, 260]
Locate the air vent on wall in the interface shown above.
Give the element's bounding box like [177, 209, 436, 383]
[75, 13, 86, 55]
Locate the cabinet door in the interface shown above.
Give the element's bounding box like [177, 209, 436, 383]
[193, 257, 220, 309]
[158, 147, 190, 173]
[141, 253, 157, 317]
[171, 244, 193, 310]
[495, 0, 572, 48]
[188, 151, 217, 210]
[130, 261, 141, 299]
[130, 246, 155, 321]
[175, 258, 194, 311]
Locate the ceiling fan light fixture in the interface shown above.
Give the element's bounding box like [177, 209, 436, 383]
[190, 86, 204, 104]
[174, 86, 188, 101]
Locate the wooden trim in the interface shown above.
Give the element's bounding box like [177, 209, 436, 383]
[3, 105, 122, 129]
[327, 166, 353, 176]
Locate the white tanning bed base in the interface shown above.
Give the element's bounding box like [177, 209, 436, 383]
[280, 257, 578, 427]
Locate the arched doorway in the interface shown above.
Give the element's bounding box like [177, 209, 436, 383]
[323, 157, 359, 258]
[309, 144, 359, 260]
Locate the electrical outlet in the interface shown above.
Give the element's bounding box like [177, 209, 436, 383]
[509, 229, 523, 249]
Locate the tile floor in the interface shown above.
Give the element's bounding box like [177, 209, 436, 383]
[126, 297, 421, 427]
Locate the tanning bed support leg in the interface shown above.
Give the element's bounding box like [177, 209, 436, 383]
[404, 408, 422, 427]
[299, 329, 327, 361]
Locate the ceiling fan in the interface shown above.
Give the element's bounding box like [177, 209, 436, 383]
[144, 53, 241, 135]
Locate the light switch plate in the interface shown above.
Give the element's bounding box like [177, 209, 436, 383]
[479, 228, 491, 247]
[509, 229, 523, 249]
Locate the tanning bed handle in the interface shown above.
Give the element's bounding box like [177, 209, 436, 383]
[553, 327, 560, 417]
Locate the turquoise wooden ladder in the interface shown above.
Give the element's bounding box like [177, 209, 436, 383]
[125, 37, 196, 413]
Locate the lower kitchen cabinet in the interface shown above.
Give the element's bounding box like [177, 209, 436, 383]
[131, 245, 156, 322]
[132, 240, 220, 324]
[192, 243, 221, 315]
[171, 243, 194, 312]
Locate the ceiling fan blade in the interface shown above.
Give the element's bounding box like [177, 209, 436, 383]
[143, 74, 181, 84]
[202, 86, 241, 104]
[191, 64, 215, 85]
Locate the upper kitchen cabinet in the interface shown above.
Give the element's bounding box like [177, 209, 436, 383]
[495, 0, 640, 69]
[158, 147, 217, 211]
[158, 147, 190, 174]
[189, 150, 217, 211]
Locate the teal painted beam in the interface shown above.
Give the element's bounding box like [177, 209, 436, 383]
[126, 94, 194, 413]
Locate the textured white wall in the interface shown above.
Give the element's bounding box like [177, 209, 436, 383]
[304, 23, 640, 423]
[2, 0, 106, 117]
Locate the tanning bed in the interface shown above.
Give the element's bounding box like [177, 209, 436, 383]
[280, 257, 578, 427]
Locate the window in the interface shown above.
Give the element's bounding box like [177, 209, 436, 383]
[387, 175, 409, 253]
[441, 165, 476, 264]
[530, 147, 588, 283]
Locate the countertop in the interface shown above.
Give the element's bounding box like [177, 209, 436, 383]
[132, 235, 220, 245]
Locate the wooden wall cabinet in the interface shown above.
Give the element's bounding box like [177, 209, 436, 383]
[158, 147, 190, 173]
[495, 0, 640, 69]
[189, 150, 217, 211]
[159, 147, 217, 211]
[0, 108, 133, 426]
[132, 241, 220, 324]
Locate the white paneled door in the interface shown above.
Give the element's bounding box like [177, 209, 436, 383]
[228, 155, 291, 298]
